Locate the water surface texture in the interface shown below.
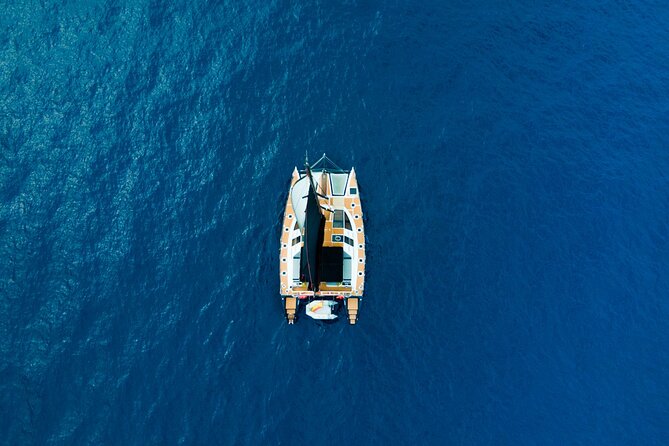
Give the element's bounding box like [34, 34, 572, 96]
[2, 0, 669, 444]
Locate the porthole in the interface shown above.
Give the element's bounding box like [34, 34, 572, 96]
[282, 272, 286, 276]
[282, 244, 287, 248]
[354, 215, 359, 219]
[284, 227, 289, 232]
[357, 228, 362, 232]
[358, 272, 363, 276]
[282, 258, 286, 262]
[351, 203, 356, 208]
[288, 214, 293, 219]
[359, 244, 363, 248]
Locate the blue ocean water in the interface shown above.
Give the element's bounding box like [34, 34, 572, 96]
[2, 0, 669, 444]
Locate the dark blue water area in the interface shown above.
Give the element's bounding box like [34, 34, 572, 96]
[2, 0, 669, 444]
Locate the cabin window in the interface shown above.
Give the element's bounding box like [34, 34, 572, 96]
[333, 210, 345, 228]
[343, 253, 352, 282]
[344, 213, 352, 230]
[344, 236, 354, 246]
[292, 236, 301, 246]
[292, 254, 301, 281]
[350, 187, 357, 195]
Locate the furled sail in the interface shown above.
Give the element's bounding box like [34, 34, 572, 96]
[300, 168, 324, 290]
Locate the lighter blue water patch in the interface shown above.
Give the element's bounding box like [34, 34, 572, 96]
[2, 1, 669, 444]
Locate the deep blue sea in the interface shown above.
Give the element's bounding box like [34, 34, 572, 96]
[2, 0, 669, 444]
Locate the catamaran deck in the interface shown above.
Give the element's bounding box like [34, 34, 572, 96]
[279, 155, 365, 324]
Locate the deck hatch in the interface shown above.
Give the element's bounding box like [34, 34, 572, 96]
[330, 173, 349, 196]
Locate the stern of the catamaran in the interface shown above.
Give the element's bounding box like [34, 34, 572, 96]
[346, 297, 359, 324]
[284, 297, 298, 324]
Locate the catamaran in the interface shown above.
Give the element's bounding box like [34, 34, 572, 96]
[279, 154, 365, 324]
